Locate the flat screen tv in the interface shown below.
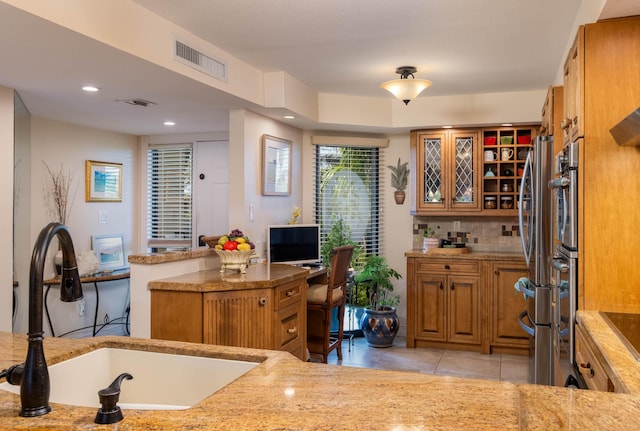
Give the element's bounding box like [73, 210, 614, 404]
[267, 224, 321, 266]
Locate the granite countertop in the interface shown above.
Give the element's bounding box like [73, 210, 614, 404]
[128, 247, 216, 265]
[2, 332, 640, 429]
[148, 263, 310, 292]
[405, 249, 525, 261]
[577, 310, 640, 393]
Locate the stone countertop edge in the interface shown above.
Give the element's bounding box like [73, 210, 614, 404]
[577, 310, 640, 394]
[128, 247, 217, 265]
[2, 333, 640, 429]
[147, 263, 309, 292]
[405, 250, 525, 261]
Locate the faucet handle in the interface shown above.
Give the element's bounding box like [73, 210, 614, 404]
[94, 373, 133, 425]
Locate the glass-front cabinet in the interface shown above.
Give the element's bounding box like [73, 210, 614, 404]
[410, 129, 480, 215]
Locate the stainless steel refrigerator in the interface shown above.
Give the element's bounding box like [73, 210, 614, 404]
[517, 135, 554, 385]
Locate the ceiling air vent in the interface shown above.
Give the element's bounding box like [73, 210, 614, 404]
[119, 98, 157, 107]
[174, 38, 227, 82]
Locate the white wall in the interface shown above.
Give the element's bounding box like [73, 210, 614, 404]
[12, 117, 139, 338]
[229, 109, 304, 257]
[0, 86, 14, 332]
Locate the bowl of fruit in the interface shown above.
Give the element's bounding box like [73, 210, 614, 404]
[206, 229, 255, 273]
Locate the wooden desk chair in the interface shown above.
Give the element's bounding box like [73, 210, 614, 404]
[306, 245, 354, 363]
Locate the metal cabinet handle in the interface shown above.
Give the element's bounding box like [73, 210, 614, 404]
[578, 362, 595, 377]
[444, 264, 450, 270]
[450, 282, 455, 290]
[439, 281, 444, 290]
[494, 270, 499, 275]
[258, 297, 267, 306]
[287, 326, 297, 334]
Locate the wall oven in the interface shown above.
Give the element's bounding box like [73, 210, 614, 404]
[549, 141, 578, 251]
[548, 140, 584, 387]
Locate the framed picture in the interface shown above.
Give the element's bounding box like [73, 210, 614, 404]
[261, 135, 291, 196]
[92, 234, 126, 272]
[86, 160, 122, 202]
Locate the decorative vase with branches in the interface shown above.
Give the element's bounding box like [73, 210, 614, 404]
[43, 161, 74, 274]
[43, 161, 74, 225]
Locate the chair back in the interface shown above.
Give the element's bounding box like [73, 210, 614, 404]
[326, 245, 354, 303]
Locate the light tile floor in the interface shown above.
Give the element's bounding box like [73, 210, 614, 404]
[312, 336, 530, 384]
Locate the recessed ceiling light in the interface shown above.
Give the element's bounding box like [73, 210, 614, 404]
[82, 86, 100, 92]
[501, 123, 513, 127]
[442, 125, 453, 129]
[283, 115, 296, 119]
[163, 121, 176, 126]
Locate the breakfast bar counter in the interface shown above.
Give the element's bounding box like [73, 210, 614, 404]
[1, 332, 640, 430]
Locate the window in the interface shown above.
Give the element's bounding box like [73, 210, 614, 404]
[314, 145, 381, 257]
[147, 144, 193, 251]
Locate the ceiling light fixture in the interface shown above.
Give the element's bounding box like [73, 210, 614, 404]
[82, 85, 100, 92]
[380, 66, 432, 105]
[283, 115, 296, 119]
[163, 121, 176, 126]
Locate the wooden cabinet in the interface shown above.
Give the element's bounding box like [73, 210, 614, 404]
[575, 322, 615, 392]
[561, 27, 584, 145]
[407, 254, 529, 355]
[488, 260, 530, 353]
[410, 129, 481, 215]
[540, 85, 564, 141]
[407, 257, 480, 349]
[480, 126, 535, 215]
[151, 276, 307, 360]
[569, 17, 640, 313]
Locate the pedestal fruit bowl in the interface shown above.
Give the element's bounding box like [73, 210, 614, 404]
[204, 229, 255, 273]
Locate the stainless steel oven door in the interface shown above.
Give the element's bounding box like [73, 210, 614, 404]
[549, 142, 578, 251]
[552, 249, 577, 366]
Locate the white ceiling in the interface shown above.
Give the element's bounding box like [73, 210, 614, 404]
[1, 0, 639, 136]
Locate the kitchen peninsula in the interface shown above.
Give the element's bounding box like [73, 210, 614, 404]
[128, 249, 310, 359]
[1, 320, 640, 430]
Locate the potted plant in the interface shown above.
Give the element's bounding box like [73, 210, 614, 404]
[387, 158, 409, 204]
[320, 218, 363, 269]
[354, 254, 402, 347]
[422, 225, 440, 252]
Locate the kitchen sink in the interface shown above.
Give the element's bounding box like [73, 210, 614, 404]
[0, 347, 259, 410]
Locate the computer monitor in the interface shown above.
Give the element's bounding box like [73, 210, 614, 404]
[267, 224, 321, 266]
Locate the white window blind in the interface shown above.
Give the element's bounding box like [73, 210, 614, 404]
[147, 145, 193, 250]
[314, 145, 381, 257]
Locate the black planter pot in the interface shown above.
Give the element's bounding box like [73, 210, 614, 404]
[360, 306, 399, 348]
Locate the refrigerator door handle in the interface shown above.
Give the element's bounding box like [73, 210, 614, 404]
[518, 310, 535, 336]
[551, 258, 569, 272]
[518, 151, 533, 266]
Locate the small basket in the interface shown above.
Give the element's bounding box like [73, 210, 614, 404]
[202, 235, 223, 248]
[214, 249, 253, 273]
[484, 136, 497, 145]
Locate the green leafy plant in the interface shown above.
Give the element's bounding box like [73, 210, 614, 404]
[387, 158, 409, 192]
[423, 225, 440, 238]
[354, 254, 401, 310]
[320, 218, 364, 269]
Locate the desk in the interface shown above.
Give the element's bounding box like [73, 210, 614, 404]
[43, 271, 130, 337]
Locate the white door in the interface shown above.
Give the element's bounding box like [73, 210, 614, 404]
[194, 140, 229, 246]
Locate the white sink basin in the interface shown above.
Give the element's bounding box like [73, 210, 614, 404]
[0, 348, 259, 410]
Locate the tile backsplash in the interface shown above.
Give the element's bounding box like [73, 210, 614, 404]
[412, 216, 521, 253]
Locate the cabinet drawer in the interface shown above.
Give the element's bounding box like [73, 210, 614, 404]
[415, 259, 480, 275]
[275, 303, 302, 351]
[275, 279, 303, 310]
[575, 324, 613, 392]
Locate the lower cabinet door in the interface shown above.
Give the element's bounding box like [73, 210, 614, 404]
[415, 274, 446, 341]
[447, 275, 480, 344]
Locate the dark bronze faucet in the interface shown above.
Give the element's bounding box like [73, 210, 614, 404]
[5, 223, 83, 417]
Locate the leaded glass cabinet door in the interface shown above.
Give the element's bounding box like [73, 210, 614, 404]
[418, 132, 447, 211]
[449, 131, 480, 211]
